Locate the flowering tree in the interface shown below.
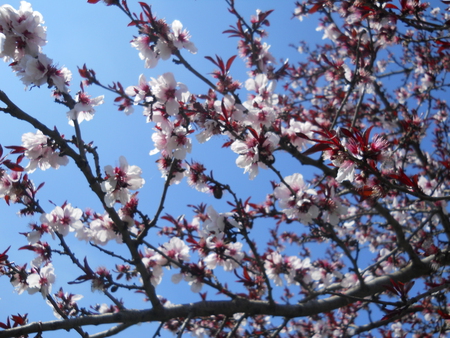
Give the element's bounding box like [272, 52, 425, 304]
[0, 0, 450, 337]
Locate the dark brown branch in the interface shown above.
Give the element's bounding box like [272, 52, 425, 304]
[0, 250, 443, 338]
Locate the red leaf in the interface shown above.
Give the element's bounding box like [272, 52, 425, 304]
[222, 140, 233, 148]
[303, 143, 332, 156]
[3, 160, 24, 172]
[205, 56, 219, 68]
[87, 0, 101, 3]
[438, 309, 450, 319]
[225, 55, 237, 72]
[362, 126, 374, 145]
[384, 3, 400, 9]
[5, 146, 27, 154]
[247, 127, 259, 139]
[340, 127, 354, 139]
[308, 2, 323, 14]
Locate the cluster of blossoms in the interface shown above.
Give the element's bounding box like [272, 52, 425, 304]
[11, 263, 56, 298]
[274, 173, 319, 224]
[21, 130, 68, 173]
[2, 0, 450, 337]
[66, 91, 104, 125]
[101, 156, 145, 208]
[131, 10, 197, 69]
[0, 2, 71, 92]
[141, 237, 190, 287]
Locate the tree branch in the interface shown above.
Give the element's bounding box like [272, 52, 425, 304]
[0, 250, 443, 337]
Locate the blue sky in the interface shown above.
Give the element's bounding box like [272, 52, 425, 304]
[2, 0, 446, 337]
[0, 1, 325, 337]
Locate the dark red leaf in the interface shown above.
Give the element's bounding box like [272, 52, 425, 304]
[3, 160, 24, 172]
[225, 55, 237, 72]
[303, 143, 332, 156]
[385, 3, 400, 9]
[308, 2, 323, 14]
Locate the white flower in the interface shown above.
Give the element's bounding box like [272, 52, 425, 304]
[21, 130, 68, 173]
[150, 72, 190, 115]
[169, 20, 197, 54]
[150, 123, 192, 160]
[101, 156, 145, 207]
[67, 92, 104, 125]
[131, 35, 160, 69]
[231, 131, 279, 180]
[27, 263, 56, 297]
[156, 238, 190, 268]
[274, 173, 319, 224]
[88, 213, 122, 246]
[40, 203, 83, 237]
[204, 237, 243, 271]
[125, 74, 152, 105]
[245, 74, 278, 106]
[264, 252, 304, 286]
[0, 1, 46, 61]
[203, 205, 226, 234]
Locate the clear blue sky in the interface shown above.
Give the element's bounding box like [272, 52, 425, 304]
[0, 1, 321, 337]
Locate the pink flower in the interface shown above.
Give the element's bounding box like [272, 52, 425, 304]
[21, 130, 68, 173]
[131, 35, 160, 69]
[273, 173, 319, 224]
[125, 74, 152, 106]
[27, 263, 56, 297]
[168, 20, 197, 54]
[231, 131, 279, 180]
[156, 237, 190, 268]
[101, 156, 145, 207]
[264, 252, 304, 286]
[0, 1, 46, 61]
[88, 213, 122, 246]
[67, 92, 104, 125]
[40, 203, 83, 237]
[150, 72, 190, 115]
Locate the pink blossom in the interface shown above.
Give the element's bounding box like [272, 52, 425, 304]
[231, 131, 279, 180]
[40, 203, 83, 237]
[204, 235, 243, 271]
[131, 35, 160, 69]
[168, 20, 197, 54]
[101, 156, 145, 207]
[87, 213, 122, 246]
[67, 92, 104, 125]
[156, 237, 190, 268]
[27, 263, 56, 297]
[21, 130, 69, 173]
[150, 72, 190, 115]
[273, 173, 319, 224]
[0, 2, 46, 61]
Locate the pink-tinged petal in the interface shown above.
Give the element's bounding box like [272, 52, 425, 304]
[336, 160, 356, 183]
